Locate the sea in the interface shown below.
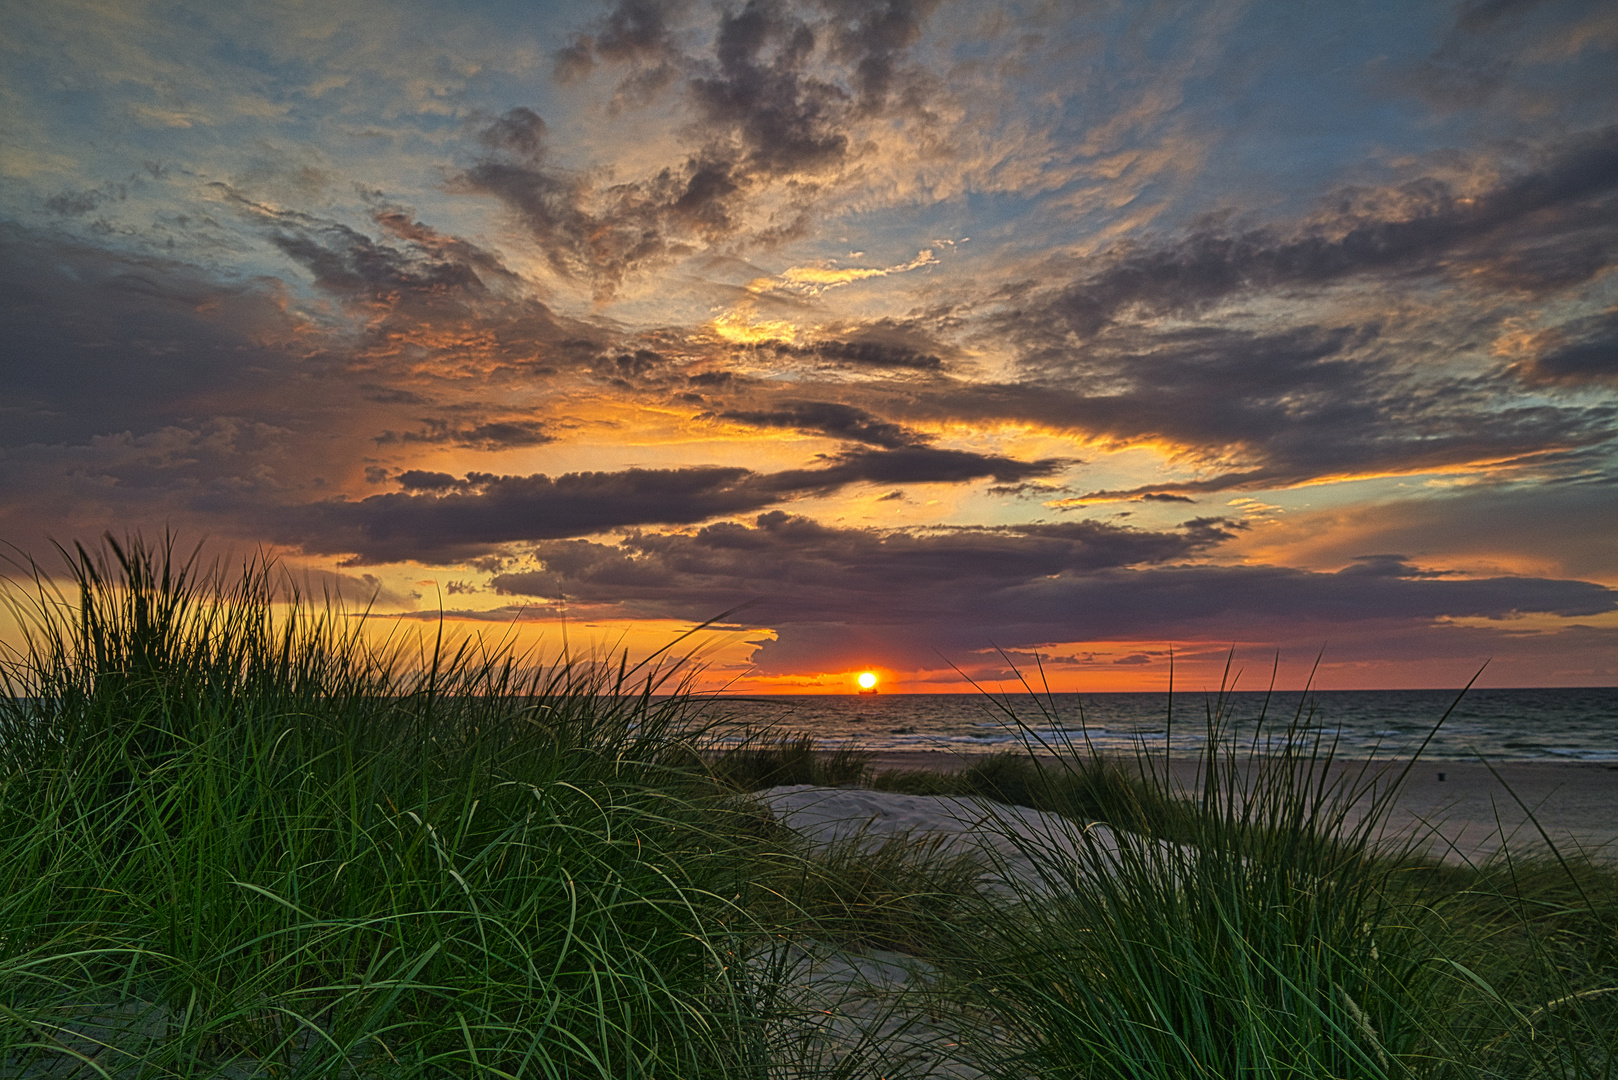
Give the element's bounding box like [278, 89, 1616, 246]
[699, 687, 1618, 762]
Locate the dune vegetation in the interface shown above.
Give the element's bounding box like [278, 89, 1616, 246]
[0, 536, 1613, 1077]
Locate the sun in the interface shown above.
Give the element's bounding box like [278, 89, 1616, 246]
[856, 671, 878, 690]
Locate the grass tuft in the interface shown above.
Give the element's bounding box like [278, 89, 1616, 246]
[708, 733, 873, 792]
[927, 662, 1618, 1079]
[0, 534, 773, 1077]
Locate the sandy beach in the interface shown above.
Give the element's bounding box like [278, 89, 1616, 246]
[746, 756, 1617, 1076]
[861, 749, 1618, 864]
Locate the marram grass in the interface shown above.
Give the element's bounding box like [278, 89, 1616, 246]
[0, 536, 783, 1077]
[1, 534, 1614, 1078]
[927, 670, 1618, 1079]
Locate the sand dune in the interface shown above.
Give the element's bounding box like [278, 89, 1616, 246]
[862, 751, 1618, 864]
[748, 760, 1617, 1077]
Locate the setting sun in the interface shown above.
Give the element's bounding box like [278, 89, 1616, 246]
[856, 671, 878, 690]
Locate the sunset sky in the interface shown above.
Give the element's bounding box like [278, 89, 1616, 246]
[2, 0, 1615, 692]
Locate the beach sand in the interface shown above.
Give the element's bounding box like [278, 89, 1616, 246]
[748, 755, 1616, 1077]
[864, 750, 1618, 864]
[752, 785, 1114, 1079]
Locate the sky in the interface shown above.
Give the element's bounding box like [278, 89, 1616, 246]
[2, 0, 1615, 693]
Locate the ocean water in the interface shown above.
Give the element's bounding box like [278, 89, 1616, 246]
[700, 687, 1618, 762]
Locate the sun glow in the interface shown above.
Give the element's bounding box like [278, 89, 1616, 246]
[711, 309, 797, 344]
[856, 671, 878, 690]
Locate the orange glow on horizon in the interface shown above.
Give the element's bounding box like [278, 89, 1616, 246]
[698, 645, 1583, 694]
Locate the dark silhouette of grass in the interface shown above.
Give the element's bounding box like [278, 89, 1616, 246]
[707, 733, 873, 791]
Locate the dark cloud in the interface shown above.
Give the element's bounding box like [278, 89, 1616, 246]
[370, 209, 525, 288]
[688, 370, 739, 388]
[274, 441, 1061, 563]
[688, 1, 849, 177]
[818, 0, 941, 115]
[554, 0, 688, 84]
[760, 337, 945, 370]
[44, 182, 127, 216]
[484, 512, 1615, 672]
[0, 224, 306, 447]
[364, 386, 430, 405]
[227, 191, 598, 377]
[0, 219, 596, 559]
[491, 510, 1239, 614]
[1014, 128, 1618, 342]
[909, 323, 1616, 498]
[720, 400, 925, 447]
[396, 470, 463, 492]
[766, 445, 1061, 488]
[726, 321, 953, 370]
[456, 0, 943, 296]
[276, 466, 768, 564]
[0, 222, 404, 561]
[1513, 309, 1618, 387]
[226, 189, 534, 315]
[266, 213, 486, 303]
[1411, 0, 1583, 110]
[958, 561, 1618, 646]
[1454, 0, 1548, 35]
[452, 107, 689, 296]
[806, 338, 943, 369]
[988, 480, 1073, 499]
[1009, 321, 1384, 452]
[378, 419, 555, 450]
[1335, 554, 1458, 579]
[560, 0, 940, 114]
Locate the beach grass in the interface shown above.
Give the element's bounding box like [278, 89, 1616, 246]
[1, 534, 1613, 1078]
[0, 535, 794, 1077]
[919, 680, 1618, 1079]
